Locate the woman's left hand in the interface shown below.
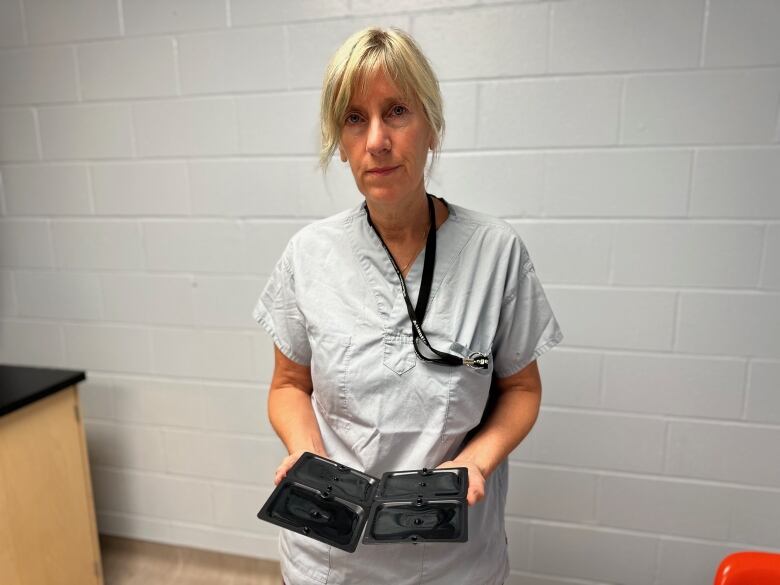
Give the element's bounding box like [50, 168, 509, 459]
[436, 459, 486, 506]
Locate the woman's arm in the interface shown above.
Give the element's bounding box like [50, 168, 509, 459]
[268, 345, 327, 485]
[438, 359, 542, 505]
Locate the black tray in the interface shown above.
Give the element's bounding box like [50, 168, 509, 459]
[257, 453, 468, 553]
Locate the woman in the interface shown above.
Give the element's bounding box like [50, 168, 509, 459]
[253, 27, 563, 585]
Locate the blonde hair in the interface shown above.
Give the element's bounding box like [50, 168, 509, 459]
[319, 27, 445, 171]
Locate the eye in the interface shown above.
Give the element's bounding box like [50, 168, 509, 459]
[344, 112, 363, 125]
[389, 104, 408, 117]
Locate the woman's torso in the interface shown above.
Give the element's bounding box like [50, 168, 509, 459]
[279, 201, 517, 585]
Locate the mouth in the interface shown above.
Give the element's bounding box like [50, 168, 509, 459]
[366, 165, 399, 176]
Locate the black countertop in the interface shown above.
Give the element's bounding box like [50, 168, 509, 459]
[0, 365, 86, 417]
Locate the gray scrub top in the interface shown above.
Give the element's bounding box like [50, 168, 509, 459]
[253, 199, 563, 585]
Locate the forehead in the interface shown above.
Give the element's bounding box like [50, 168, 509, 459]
[349, 68, 411, 105]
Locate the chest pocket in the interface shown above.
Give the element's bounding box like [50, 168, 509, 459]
[382, 330, 416, 376]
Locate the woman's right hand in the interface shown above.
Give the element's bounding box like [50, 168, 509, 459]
[274, 449, 326, 486]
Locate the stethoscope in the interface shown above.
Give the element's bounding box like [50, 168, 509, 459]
[365, 193, 489, 370]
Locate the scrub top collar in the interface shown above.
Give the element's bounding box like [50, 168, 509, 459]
[346, 198, 477, 328]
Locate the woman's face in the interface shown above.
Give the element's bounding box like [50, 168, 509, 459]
[339, 69, 433, 207]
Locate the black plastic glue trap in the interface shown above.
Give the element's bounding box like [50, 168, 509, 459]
[257, 452, 469, 552]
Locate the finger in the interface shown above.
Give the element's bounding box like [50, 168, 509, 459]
[468, 483, 484, 506]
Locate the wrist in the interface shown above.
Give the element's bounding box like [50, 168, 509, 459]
[453, 453, 489, 479]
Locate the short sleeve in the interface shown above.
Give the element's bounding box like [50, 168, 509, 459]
[492, 238, 563, 378]
[252, 243, 312, 365]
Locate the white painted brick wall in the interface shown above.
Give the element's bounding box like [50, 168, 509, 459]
[1, 1, 778, 583]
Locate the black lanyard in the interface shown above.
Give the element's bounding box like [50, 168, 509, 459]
[365, 193, 489, 369]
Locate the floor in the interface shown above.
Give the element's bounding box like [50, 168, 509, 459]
[100, 535, 282, 585]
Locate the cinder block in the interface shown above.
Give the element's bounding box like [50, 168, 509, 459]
[2, 163, 91, 216]
[544, 287, 676, 351]
[236, 92, 320, 155]
[231, 0, 349, 26]
[0, 219, 54, 267]
[92, 161, 189, 216]
[690, 147, 780, 218]
[78, 37, 176, 100]
[112, 376, 206, 428]
[0, 46, 78, 105]
[15, 270, 102, 320]
[354, 0, 476, 14]
[413, 4, 547, 79]
[244, 220, 310, 276]
[188, 160, 299, 217]
[530, 523, 658, 585]
[602, 353, 745, 418]
[295, 160, 363, 217]
[52, 220, 144, 270]
[597, 475, 733, 539]
[507, 464, 597, 523]
[122, 0, 226, 35]
[524, 409, 666, 473]
[39, 104, 134, 160]
[509, 221, 612, 284]
[745, 361, 780, 424]
[91, 467, 213, 523]
[133, 98, 239, 157]
[430, 153, 545, 217]
[101, 273, 195, 326]
[64, 323, 152, 374]
[704, 0, 780, 67]
[143, 220, 246, 273]
[666, 421, 780, 487]
[78, 374, 115, 419]
[657, 539, 739, 585]
[677, 291, 780, 358]
[151, 327, 254, 381]
[251, 333, 276, 384]
[0, 320, 63, 367]
[0, 1, 25, 47]
[438, 83, 478, 151]
[25, 0, 120, 43]
[478, 77, 622, 148]
[287, 16, 410, 90]
[0, 271, 14, 317]
[549, 0, 703, 73]
[192, 275, 266, 328]
[622, 70, 780, 145]
[544, 150, 691, 217]
[96, 511, 172, 542]
[505, 572, 601, 585]
[761, 225, 780, 290]
[730, 488, 780, 548]
[505, 518, 532, 571]
[178, 28, 286, 94]
[212, 483, 276, 534]
[84, 421, 166, 471]
[535, 349, 602, 408]
[612, 223, 764, 287]
[0, 108, 39, 161]
[200, 381, 272, 435]
[163, 429, 285, 484]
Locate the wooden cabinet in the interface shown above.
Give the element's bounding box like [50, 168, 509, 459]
[0, 367, 102, 585]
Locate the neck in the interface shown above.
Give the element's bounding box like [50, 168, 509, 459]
[365, 191, 431, 246]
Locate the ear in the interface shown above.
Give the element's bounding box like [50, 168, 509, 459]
[339, 148, 347, 162]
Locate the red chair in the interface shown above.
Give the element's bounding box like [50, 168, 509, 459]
[714, 552, 780, 585]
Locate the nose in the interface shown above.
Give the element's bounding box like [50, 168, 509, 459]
[366, 116, 390, 155]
